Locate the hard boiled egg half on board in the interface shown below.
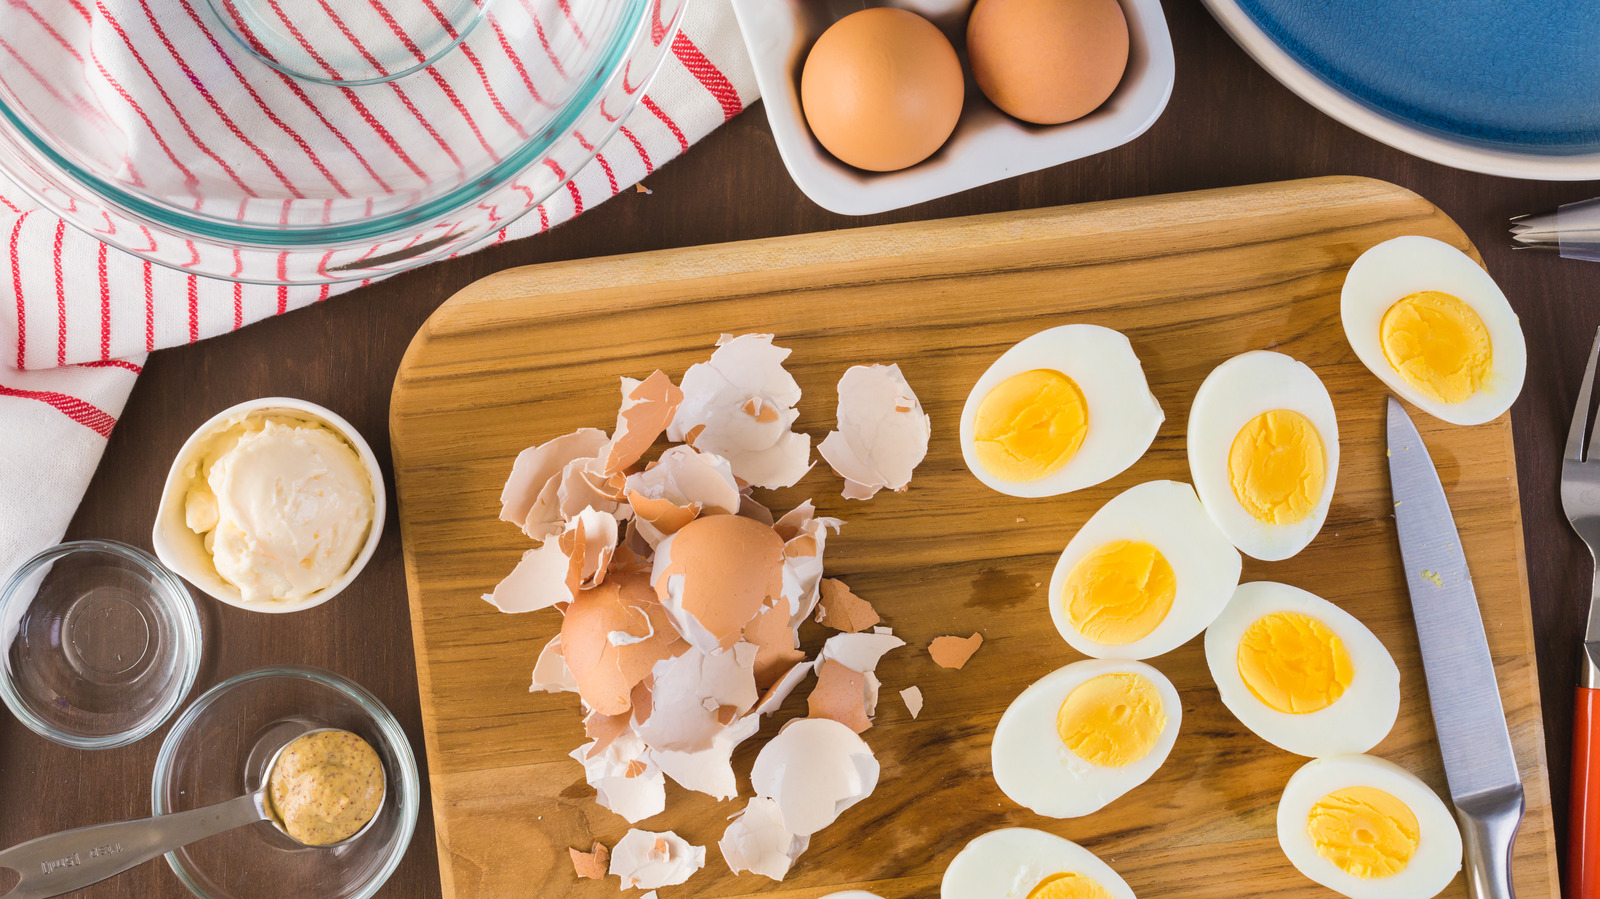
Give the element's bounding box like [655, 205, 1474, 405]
[1278, 754, 1462, 899]
[1342, 235, 1526, 426]
[942, 828, 1136, 899]
[1188, 351, 1340, 562]
[960, 325, 1163, 498]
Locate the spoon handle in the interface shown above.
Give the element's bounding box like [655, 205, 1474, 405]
[0, 793, 264, 899]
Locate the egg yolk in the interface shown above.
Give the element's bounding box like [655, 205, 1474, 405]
[1026, 872, 1116, 899]
[1379, 290, 1492, 404]
[1236, 612, 1353, 714]
[1227, 409, 1325, 525]
[1062, 540, 1176, 645]
[1307, 786, 1420, 878]
[973, 369, 1088, 481]
[1056, 672, 1165, 767]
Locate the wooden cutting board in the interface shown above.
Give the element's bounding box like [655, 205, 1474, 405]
[390, 176, 1557, 899]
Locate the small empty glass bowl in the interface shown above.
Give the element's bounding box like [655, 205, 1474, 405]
[0, 540, 202, 749]
[152, 666, 419, 899]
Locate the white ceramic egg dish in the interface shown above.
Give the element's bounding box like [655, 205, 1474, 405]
[730, 0, 1175, 215]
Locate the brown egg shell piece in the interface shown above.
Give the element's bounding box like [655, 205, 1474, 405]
[570, 841, 609, 880]
[929, 633, 984, 670]
[562, 572, 687, 716]
[654, 514, 785, 652]
[499, 428, 609, 536]
[741, 602, 805, 691]
[815, 578, 881, 633]
[807, 659, 872, 734]
[603, 370, 684, 477]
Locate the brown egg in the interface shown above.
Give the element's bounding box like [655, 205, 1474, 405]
[967, 0, 1130, 125]
[563, 570, 685, 716]
[654, 514, 784, 650]
[800, 7, 965, 172]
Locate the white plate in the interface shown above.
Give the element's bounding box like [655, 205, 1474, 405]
[731, 0, 1175, 216]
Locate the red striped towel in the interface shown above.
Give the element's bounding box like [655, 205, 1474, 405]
[0, 0, 757, 579]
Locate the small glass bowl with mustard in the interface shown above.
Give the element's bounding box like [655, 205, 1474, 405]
[152, 398, 385, 614]
[152, 666, 419, 899]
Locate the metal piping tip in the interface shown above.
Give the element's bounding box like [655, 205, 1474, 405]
[1510, 209, 1561, 249]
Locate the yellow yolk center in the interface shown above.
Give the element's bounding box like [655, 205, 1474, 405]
[1063, 540, 1176, 645]
[1026, 872, 1115, 899]
[1056, 672, 1166, 767]
[1227, 409, 1325, 525]
[1307, 786, 1420, 878]
[1379, 290, 1492, 404]
[1236, 612, 1354, 714]
[973, 369, 1088, 481]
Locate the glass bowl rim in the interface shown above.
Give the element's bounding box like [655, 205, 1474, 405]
[0, 538, 203, 750]
[0, 0, 651, 251]
[150, 664, 421, 899]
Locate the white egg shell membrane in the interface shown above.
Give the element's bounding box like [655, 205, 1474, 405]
[1047, 480, 1242, 660]
[960, 325, 1164, 498]
[1277, 754, 1462, 899]
[991, 659, 1181, 818]
[1187, 351, 1340, 562]
[940, 827, 1137, 899]
[1205, 581, 1400, 757]
[1341, 235, 1527, 426]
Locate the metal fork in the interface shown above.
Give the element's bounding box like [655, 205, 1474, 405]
[1561, 326, 1600, 899]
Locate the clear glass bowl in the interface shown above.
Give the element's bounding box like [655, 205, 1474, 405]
[0, 0, 688, 284]
[152, 666, 419, 899]
[0, 539, 202, 749]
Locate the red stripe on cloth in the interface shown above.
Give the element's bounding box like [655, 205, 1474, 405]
[142, 261, 154, 351]
[186, 275, 199, 342]
[86, 46, 200, 189]
[0, 384, 116, 437]
[538, 204, 549, 232]
[53, 220, 65, 367]
[176, 0, 352, 197]
[555, 0, 586, 43]
[526, 5, 568, 77]
[353, 0, 483, 162]
[671, 32, 742, 121]
[10, 211, 28, 370]
[643, 95, 687, 151]
[232, 283, 243, 330]
[77, 359, 142, 373]
[489, 16, 548, 107]
[98, 243, 110, 360]
[649, 0, 666, 45]
[95, 2, 257, 195]
[133, 0, 306, 198]
[565, 180, 583, 215]
[619, 125, 652, 173]
[595, 153, 617, 194]
[276, 286, 288, 316]
[10, 0, 83, 62]
[0, 194, 18, 214]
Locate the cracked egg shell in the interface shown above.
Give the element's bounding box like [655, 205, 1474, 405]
[561, 570, 687, 716]
[499, 428, 609, 540]
[652, 514, 785, 652]
[819, 363, 931, 500]
[602, 370, 684, 476]
[667, 334, 813, 489]
[610, 829, 705, 890]
[750, 717, 880, 836]
[720, 795, 809, 881]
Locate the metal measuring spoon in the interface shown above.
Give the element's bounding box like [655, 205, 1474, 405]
[0, 728, 384, 899]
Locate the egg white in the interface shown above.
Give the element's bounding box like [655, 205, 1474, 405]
[1187, 350, 1339, 562]
[1277, 754, 1462, 899]
[1205, 581, 1399, 757]
[941, 827, 1137, 899]
[1341, 235, 1526, 426]
[991, 658, 1181, 818]
[1047, 480, 1242, 659]
[960, 325, 1164, 498]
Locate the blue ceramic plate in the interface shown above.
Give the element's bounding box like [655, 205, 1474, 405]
[1202, 0, 1600, 180]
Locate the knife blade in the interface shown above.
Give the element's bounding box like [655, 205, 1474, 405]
[1387, 396, 1523, 899]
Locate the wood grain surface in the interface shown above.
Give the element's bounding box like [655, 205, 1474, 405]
[390, 176, 1557, 898]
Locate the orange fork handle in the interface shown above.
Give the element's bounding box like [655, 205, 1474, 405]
[1573, 686, 1600, 899]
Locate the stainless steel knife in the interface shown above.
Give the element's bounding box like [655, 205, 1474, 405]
[1387, 396, 1523, 899]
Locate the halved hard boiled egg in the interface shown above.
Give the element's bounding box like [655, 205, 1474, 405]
[1188, 351, 1339, 561]
[992, 658, 1180, 818]
[1278, 754, 1462, 899]
[1342, 236, 1526, 426]
[1205, 581, 1399, 757]
[960, 325, 1163, 497]
[941, 827, 1136, 899]
[1047, 480, 1242, 659]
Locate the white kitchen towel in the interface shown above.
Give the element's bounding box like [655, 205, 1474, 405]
[0, 0, 759, 581]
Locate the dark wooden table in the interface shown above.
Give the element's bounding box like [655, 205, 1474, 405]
[8, 0, 1600, 895]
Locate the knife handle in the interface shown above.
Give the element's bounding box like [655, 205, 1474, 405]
[1572, 686, 1600, 899]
